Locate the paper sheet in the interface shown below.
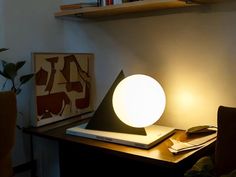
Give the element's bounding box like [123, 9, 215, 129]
[168, 134, 216, 154]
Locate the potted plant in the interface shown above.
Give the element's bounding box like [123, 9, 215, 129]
[0, 48, 34, 177]
[0, 48, 34, 128]
[0, 48, 34, 94]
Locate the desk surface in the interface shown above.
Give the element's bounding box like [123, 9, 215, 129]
[25, 116, 216, 168]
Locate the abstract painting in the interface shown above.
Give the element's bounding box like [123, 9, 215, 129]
[33, 53, 94, 127]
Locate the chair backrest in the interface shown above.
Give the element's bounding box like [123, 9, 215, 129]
[215, 106, 236, 176]
[0, 91, 17, 177]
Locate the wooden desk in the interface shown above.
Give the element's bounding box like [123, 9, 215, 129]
[25, 116, 216, 176]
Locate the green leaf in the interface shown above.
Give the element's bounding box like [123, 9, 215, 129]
[3, 63, 17, 80]
[0, 49, 32, 95]
[20, 74, 34, 85]
[16, 61, 26, 71]
[0, 70, 10, 78]
[0, 48, 8, 52]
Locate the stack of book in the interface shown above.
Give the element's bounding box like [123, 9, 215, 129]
[59, 0, 141, 10]
[60, 2, 99, 11]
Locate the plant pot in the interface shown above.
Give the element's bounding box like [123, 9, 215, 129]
[0, 91, 17, 177]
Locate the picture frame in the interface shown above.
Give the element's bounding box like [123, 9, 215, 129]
[32, 52, 94, 127]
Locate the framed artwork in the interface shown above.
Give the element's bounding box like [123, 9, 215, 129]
[33, 53, 94, 127]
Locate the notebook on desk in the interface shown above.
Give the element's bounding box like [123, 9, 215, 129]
[66, 123, 175, 149]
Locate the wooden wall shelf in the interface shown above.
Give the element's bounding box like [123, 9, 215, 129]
[54, 0, 232, 19]
[54, 0, 197, 18]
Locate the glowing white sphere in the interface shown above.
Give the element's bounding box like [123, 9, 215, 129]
[112, 74, 166, 128]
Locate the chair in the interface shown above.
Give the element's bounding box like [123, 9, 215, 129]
[184, 105, 236, 177]
[0, 91, 17, 177]
[215, 106, 236, 177]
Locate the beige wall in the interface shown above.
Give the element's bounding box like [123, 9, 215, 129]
[63, 2, 236, 129]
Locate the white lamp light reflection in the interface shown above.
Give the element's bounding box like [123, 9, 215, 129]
[112, 74, 166, 128]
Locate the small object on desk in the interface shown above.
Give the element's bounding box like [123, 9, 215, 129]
[169, 139, 204, 154]
[169, 133, 217, 154]
[186, 125, 217, 135]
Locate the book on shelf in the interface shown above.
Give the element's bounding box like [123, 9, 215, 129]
[60, 2, 99, 10]
[99, 0, 138, 6]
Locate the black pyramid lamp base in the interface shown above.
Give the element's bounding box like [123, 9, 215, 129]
[85, 70, 146, 135]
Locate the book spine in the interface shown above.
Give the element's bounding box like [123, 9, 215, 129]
[113, 0, 122, 5]
[99, 0, 115, 6]
[106, 0, 113, 5]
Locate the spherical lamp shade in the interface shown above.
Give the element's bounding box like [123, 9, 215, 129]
[112, 74, 166, 128]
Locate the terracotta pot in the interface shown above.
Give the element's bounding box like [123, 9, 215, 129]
[0, 91, 17, 177]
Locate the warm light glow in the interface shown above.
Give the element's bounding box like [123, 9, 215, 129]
[179, 91, 195, 107]
[112, 74, 166, 128]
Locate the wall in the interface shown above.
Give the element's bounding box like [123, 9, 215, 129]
[63, 2, 236, 129]
[1, 1, 236, 177]
[0, 0, 4, 47]
[0, 0, 63, 176]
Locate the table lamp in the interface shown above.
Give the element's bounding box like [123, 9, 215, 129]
[66, 71, 175, 149]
